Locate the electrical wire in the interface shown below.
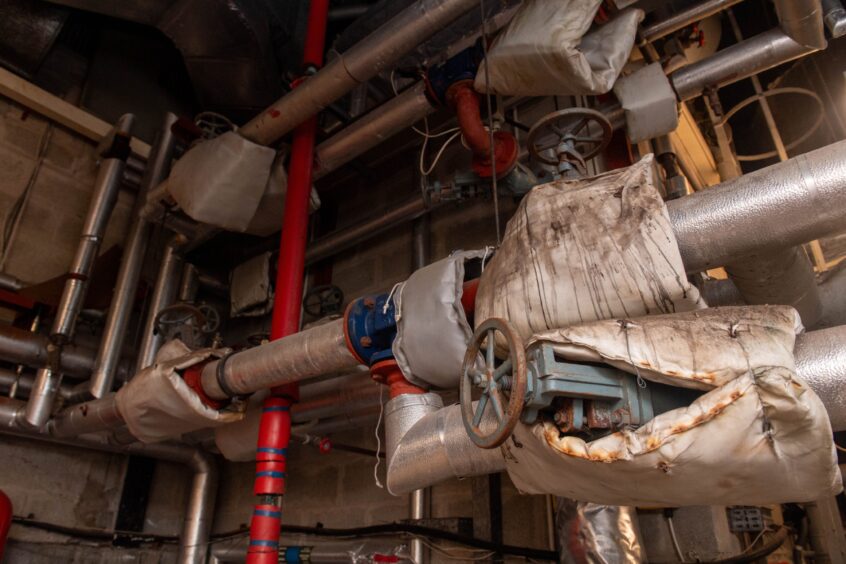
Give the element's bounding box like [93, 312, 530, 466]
[478, 0, 501, 245]
[373, 382, 385, 488]
[666, 514, 687, 563]
[12, 516, 559, 560]
[419, 130, 462, 177]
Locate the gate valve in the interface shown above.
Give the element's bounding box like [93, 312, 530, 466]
[344, 294, 398, 365]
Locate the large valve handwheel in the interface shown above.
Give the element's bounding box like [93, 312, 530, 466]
[527, 108, 613, 166]
[460, 318, 527, 449]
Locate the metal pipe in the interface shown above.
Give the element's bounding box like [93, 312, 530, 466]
[201, 317, 359, 400]
[306, 197, 432, 265]
[0, 398, 217, 564]
[90, 112, 178, 399]
[774, 0, 826, 49]
[292, 375, 382, 422]
[795, 325, 846, 432]
[25, 115, 135, 428]
[135, 233, 188, 373]
[238, 0, 478, 145]
[0, 324, 130, 380]
[315, 82, 435, 179]
[247, 3, 330, 562]
[823, 0, 846, 38]
[670, 28, 817, 101]
[667, 139, 846, 273]
[641, 0, 745, 42]
[328, 4, 370, 20]
[0, 273, 24, 292]
[0, 368, 74, 399]
[48, 394, 123, 438]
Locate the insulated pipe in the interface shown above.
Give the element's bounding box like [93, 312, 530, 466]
[641, 0, 745, 42]
[795, 325, 846, 432]
[0, 399, 217, 564]
[90, 112, 178, 399]
[774, 0, 826, 49]
[48, 394, 123, 438]
[670, 28, 817, 101]
[135, 233, 188, 373]
[247, 2, 329, 562]
[25, 114, 134, 428]
[238, 0, 480, 145]
[666, 139, 846, 273]
[314, 82, 435, 178]
[823, 0, 846, 38]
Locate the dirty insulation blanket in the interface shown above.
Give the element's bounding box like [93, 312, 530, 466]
[115, 340, 243, 443]
[475, 0, 643, 96]
[476, 154, 705, 346]
[502, 306, 840, 506]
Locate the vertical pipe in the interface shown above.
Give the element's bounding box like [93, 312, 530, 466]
[0, 489, 10, 561]
[177, 451, 219, 564]
[25, 115, 134, 428]
[410, 215, 431, 564]
[247, 2, 329, 563]
[90, 113, 178, 398]
[135, 234, 187, 373]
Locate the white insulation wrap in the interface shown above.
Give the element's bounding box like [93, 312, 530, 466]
[475, 1, 643, 96]
[392, 250, 485, 389]
[475, 155, 704, 345]
[504, 306, 841, 506]
[115, 340, 243, 443]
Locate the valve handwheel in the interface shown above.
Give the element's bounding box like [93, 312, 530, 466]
[527, 108, 612, 166]
[460, 318, 527, 449]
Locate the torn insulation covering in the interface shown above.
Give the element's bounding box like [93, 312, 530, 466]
[115, 340, 243, 443]
[475, 155, 705, 346]
[475, 0, 643, 96]
[503, 306, 840, 506]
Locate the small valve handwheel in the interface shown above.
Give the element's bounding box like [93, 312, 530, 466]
[527, 108, 612, 166]
[460, 318, 527, 449]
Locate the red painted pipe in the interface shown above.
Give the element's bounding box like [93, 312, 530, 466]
[0, 489, 11, 561]
[247, 1, 329, 562]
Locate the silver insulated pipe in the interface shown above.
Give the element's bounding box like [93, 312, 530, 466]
[25, 114, 135, 428]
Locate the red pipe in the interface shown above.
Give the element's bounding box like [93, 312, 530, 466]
[247, 1, 329, 562]
[0, 489, 11, 560]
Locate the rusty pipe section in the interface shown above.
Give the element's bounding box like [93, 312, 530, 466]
[667, 139, 846, 273]
[200, 317, 360, 400]
[239, 0, 480, 145]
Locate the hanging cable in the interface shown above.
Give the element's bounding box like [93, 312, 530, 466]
[478, 0, 501, 245]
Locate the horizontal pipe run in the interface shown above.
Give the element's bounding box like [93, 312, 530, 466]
[641, 0, 745, 42]
[670, 28, 817, 100]
[48, 395, 123, 438]
[0, 324, 132, 381]
[314, 82, 435, 179]
[667, 139, 846, 272]
[239, 0, 479, 145]
[794, 325, 846, 432]
[306, 197, 432, 265]
[201, 317, 360, 400]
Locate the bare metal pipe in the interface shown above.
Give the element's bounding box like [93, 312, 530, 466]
[306, 197, 432, 265]
[90, 113, 178, 399]
[238, 0, 479, 145]
[667, 139, 846, 273]
[823, 0, 846, 37]
[641, 0, 745, 42]
[0, 397, 217, 564]
[25, 115, 135, 428]
[0, 324, 131, 380]
[135, 233, 188, 373]
[774, 0, 826, 49]
[48, 394, 123, 438]
[670, 28, 817, 100]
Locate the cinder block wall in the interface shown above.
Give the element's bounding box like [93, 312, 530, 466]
[0, 94, 134, 284]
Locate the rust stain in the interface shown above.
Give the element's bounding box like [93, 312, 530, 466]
[268, 109, 281, 118]
[666, 370, 678, 376]
[640, 360, 651, 367]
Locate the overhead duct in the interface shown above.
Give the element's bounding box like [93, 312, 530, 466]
[774, 0, 826, 49]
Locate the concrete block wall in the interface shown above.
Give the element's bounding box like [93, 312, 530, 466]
[0, 94, 134, 285]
